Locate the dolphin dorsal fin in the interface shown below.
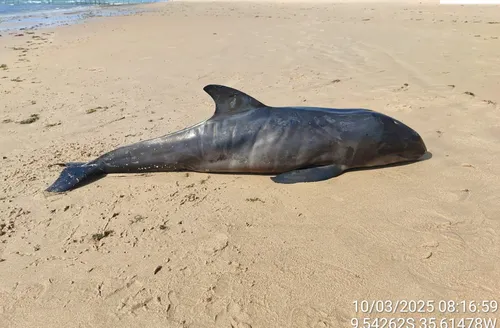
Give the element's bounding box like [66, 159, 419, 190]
[203, 84, 266, 117]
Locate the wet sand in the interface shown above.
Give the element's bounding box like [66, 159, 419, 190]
[0, 3, 151, 32]
[1, 1, 500, 327]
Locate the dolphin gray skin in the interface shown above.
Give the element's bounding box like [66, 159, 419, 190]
[46, 84, 427, 192]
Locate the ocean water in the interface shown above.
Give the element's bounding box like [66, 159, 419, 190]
[0, 1, 162, 31]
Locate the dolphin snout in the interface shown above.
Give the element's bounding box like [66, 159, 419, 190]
[407, 131, 427, 159]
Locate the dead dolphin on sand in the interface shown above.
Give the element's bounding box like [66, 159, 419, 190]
[46, 84, 427, 192]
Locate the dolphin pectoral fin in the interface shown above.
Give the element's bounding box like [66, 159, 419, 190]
[204, 84, 267, 117]
[271, 165, 344, 184]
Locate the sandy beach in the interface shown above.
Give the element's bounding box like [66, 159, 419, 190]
[1, 1, 500, 327]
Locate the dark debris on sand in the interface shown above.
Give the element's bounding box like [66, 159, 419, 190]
[18, 114, 40, 124]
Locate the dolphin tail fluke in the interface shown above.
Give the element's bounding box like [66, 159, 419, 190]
[46, 163, 104, 193]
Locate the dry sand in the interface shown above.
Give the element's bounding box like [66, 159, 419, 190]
[1, 1, 500, 327]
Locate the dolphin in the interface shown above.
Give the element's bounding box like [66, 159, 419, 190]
[45, 84, 427, 193]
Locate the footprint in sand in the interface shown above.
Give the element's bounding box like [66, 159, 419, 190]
[214, 301, 252, 328]
[289, 305, 351, 328]
[198, 233, 229, 256]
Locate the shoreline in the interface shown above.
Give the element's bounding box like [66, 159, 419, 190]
[1, 1, 500, 327]
[0, 2, 163, 32]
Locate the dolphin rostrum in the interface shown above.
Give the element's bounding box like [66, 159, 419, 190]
[46, 84, 427, 192]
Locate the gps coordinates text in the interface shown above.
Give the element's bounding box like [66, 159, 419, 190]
[350, 317, 497, 328]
